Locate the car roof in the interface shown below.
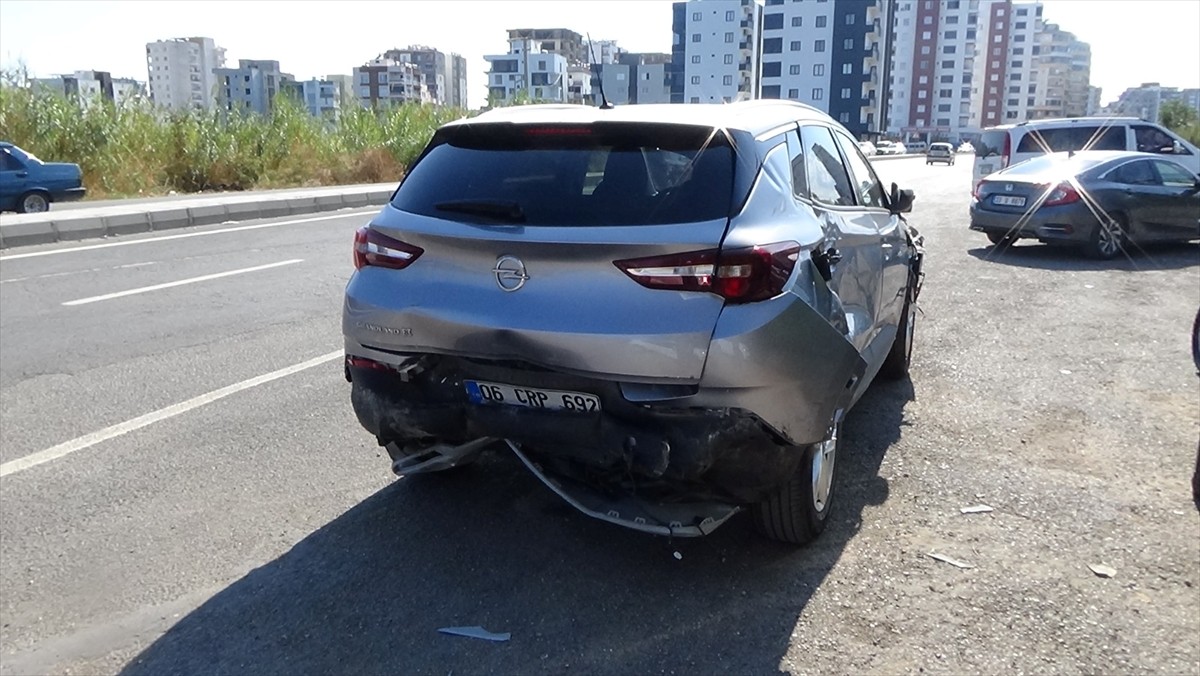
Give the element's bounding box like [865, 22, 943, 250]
[981, 117, 1143, 133]
[452, 101, 837, 136]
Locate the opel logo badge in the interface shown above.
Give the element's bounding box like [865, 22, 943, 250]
[493, 255, 529, 292]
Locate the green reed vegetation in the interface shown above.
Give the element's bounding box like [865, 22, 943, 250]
[0, 86, 465, 198]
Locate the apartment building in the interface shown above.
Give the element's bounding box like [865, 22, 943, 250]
[31, 70, 144, 107]
[215, 60, 294, 115]
[145, 37, 225, 111]
[485, 37, 569, 104]
[1086, 85, 1102, 116]
[1111, 82, 1200, 122]
[670, 0, 763, 103]
[592, 52, 673, 105]
[1027, 23, 1090, 119]
[506, 28, 589, 65]
[379, 46, 469, 108]
[294, 78, 342, 119]
[353, 57, 433, 107]
[756, 0, 892, 138]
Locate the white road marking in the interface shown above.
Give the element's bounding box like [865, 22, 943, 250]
[0, 350, 343, 478]
[1, 261, 159, 284]
[62, 259, 303, 306]
[0, 208, 376, 262]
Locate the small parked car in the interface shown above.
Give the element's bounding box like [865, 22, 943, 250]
[907, 141, 928, 154]
[927, 142, 956, 165]
[0, 142, 85, 213]
[875, 141, 905, 155]
[969, 151, 1200, 259]
[343, 100, 924, 545]
[857, 140, 877, 156]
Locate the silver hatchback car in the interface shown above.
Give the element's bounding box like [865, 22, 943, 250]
[343, 101, 924, 544]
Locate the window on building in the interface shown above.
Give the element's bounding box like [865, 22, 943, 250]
[917, 104, 926, 113]
[991, 60, 999, 68]
[921, 46, 931, 54]
[1011, 60, 1023, 68]
[1028, 84, 1037, 93]
[764, 37, 783, 53]
[691, 75, 700, 84]
[1010, 73, 1022, 80]
[1027, 97, 1035, 106]
[762, 84, 781, 98]
[692, 11, 701, 20]
[847, 13, 857, 24]
[1017, 7, 1027, 15]
[812, 87, 824, 100]
[947, 0, 960, 7]
[725, 32, 734, 43]
[816, 15, 827, 27]
[1015, 21, 1027, 29]
[990, 73, 999, 81]
[945, 30, 958, 39]
[690, 96, 700, 103]
[961, 87, 971, 98]
[789, 64, 801, 75]
[726, 10, 735, 20]
[763, 62, 781, 77]
[1008, 85, 1020, 93]
[938, 103, 951, 112]
[994, 34, 1002, 43]
[723, 74, 733, 85]
[918, 90, 928, 98]
[918, 75, 928, 84]
[724, 54, 734, 64]
[765, 12, 783, 29]
[813, 63, 825, 76]
[943, 45, 956, 54]
[792, 16, 803, 26]
[940, 88, 953, 97]
[791, 40, 802, 51]
[840, 87, 851, 98]
[815, 40, 826, 52]
[941, 59, 954, 69]
[692, 55, 701, 64]
[947, 15, 959, 24]
[1014, 34, 1025, 42]
[842, 63, 853, 75]
[922, 30, 932, 39]
[788, 88, 799, 98]
[997, 7, 1006, 15]
[692, 33, 701, 42]
[1006, 110, 1019, 119]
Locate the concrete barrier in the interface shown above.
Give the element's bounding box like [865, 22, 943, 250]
[0, 183, 394, 249]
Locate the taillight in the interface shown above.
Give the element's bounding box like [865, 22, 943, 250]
[614, 242, 801, 304]
[1043, 181, 1080, 206]
[972, 180, 983, 200]
[1001, 133, 1011, 168]
[353, 226, 423, 270]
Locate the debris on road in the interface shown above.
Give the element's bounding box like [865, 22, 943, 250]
[1088, 564, 1117, 578]
[960, 504, 995, 514]
[928, 553, 975, 569]
[438, 626, 512, 642]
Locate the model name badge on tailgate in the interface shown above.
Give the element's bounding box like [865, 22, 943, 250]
[465, 380, 600, 412]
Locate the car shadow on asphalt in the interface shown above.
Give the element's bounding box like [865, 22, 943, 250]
[120, 379, 914, 675]
[967, 241, 1200, 272]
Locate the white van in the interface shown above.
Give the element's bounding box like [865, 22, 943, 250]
[971, 117, 1199, 187]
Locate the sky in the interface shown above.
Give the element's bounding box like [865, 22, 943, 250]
[1, 0, 1197, 109]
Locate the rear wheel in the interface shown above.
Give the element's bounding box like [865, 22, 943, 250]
[1086, 213, 1127, 260]
[752, 422, 841, 545]
[986, 231, 1017, 247]
[17, 191, 49, 214]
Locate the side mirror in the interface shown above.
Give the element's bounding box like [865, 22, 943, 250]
[890, 182, 915, 214]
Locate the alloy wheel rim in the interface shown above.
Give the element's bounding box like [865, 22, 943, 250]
[811, 427, 838, 512]
[24, 195, 47, 213]
[1098, 220, 1120, 256]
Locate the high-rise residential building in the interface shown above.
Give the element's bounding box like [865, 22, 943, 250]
[887, 0, 1052, 142]
[506, 28, 589, 65]
[484, 37, 569, 104]
[756, 0, 892, 138]
[1027, 22, 1090, 120]
[214, 60, 294, 115]
[670, 0, 764, 104]
[590, 53, 673, 105]
[326, 74, 356, 105]
[145, 37, 225, 111]
[1111, 82, 1200, 122]
[379, 46, 469, 108]
[31, 70, 145, 107]
[353, 56, 433, 107]
[1085, 85, 1102, 116]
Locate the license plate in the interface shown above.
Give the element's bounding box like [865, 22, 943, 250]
[993, 195, 1026, 207]
[465, 380, 601, 412]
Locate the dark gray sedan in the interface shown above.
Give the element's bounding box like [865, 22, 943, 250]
[969, 151, 1200, 259]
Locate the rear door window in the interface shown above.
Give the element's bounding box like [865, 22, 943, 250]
[799, 125, 856, 207]
[392, 123, 734, 226]
[1110, 160, 1161, 186]
[1152, 160, 1196, 187]
[1016, 125, 1125, 153]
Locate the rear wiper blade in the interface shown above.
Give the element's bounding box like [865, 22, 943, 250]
[434, 200, 525, 223]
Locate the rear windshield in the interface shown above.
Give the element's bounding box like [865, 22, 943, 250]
[392, 123, 734, 226]
[1001, 154, 1109, 176]
[1015, 125, 1125, 153]
[975, 130, 1008, 159]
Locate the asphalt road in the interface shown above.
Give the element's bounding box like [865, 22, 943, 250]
[1, 157, 1197, 675]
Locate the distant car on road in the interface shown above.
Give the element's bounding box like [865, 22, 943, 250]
[970, 151, 1200, 259]
[875, 141, 905, 155]
[857, 140, 877, 156]
[0, 142, 85, 213]
[926, 142, 956, 165]
[907, 141, 928, 154]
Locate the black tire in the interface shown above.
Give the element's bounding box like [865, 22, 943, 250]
[17, 191, 49, 214]
[879, 287, 916, 380]
[986, 231, 1017, 247]
[752, 422, 841, 545]
[1086, 213, 1127, 260]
